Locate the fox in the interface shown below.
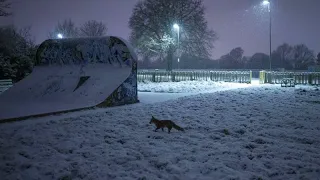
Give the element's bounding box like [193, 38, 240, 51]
[149, 116, 184, 134]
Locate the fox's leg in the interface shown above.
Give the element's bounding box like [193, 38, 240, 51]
[168, 127, 172, 134]
[154, 127, 160, 132]
[162, 128, 164, 132]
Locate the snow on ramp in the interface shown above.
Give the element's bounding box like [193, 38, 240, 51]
[0, 36, 138, 121]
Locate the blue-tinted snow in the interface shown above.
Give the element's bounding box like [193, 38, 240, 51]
[0, 83, 319, 180]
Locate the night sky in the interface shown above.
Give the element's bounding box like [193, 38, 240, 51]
[1, 0, 319, 59]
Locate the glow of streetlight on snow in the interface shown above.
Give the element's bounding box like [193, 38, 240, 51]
[57, 33, 63, 39]
[173, 24, 179, 30]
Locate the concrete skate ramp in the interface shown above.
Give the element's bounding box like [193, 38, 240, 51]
[0, 36, 138, 121]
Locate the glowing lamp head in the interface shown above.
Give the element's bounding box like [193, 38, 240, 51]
[262, 0, 270, 5]
[57, 33, 63, 39]
[173, 24, 179, 30]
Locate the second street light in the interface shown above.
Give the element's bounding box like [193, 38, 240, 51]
[173, 23, 180, 69]
[57, 33, 63, 39]
[262, 0, 272, 71]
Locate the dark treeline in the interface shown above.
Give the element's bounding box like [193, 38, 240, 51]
[0, 18, 108, 82]
[0, 26, 37, 82]
[138, 44, 320, 70]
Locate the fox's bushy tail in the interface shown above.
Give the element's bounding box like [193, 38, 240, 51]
[173, 123, 184, 131]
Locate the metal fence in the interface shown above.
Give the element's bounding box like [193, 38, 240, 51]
[0, 79, 13, 94]
[259, 71, 320, 85]
[137, 70, 252, 83]
[139, 68, 262, 78]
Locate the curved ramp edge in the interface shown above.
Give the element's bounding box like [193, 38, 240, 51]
[0, 36, 138, 122]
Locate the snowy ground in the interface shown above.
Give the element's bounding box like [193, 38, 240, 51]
[1, 83, 320, 180]
[138, 80, 253, 93]
[137, 80, 254, 104]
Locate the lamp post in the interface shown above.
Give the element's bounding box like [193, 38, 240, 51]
[173, 23, 180, 69]
[262, 0, 272, 71]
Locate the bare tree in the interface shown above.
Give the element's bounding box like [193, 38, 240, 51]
[247, 53, 270, 69]
[49, 19, 79, 39]
[0, 0, 11, 16]
[0, 25, 35, 57]
[79, 20, 107, 37]
[229, 47, 244, 62]
[18, 26, 36, 49]
[0, 25, 30, 56]
[218, 47, 244, 69]
[129, 0, 217, 71]
[292, 44, 315, 70]
[271, 43, 294, 69]
[276, 43, 293, 62]
[317, 52, 320, 65]
[0, 26, 35, 81]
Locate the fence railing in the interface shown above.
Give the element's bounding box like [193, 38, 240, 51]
[259, 71, 320, 85]
[140, 68, 261, 78]
[137, 70, 252, 83]
[0, 79, 13, 94]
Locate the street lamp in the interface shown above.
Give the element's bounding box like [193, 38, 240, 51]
[57, 33, 63, 39]
[262, 0, 272, 71]
[173, 23, 180, 69]
[262, 0, 270, 6]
